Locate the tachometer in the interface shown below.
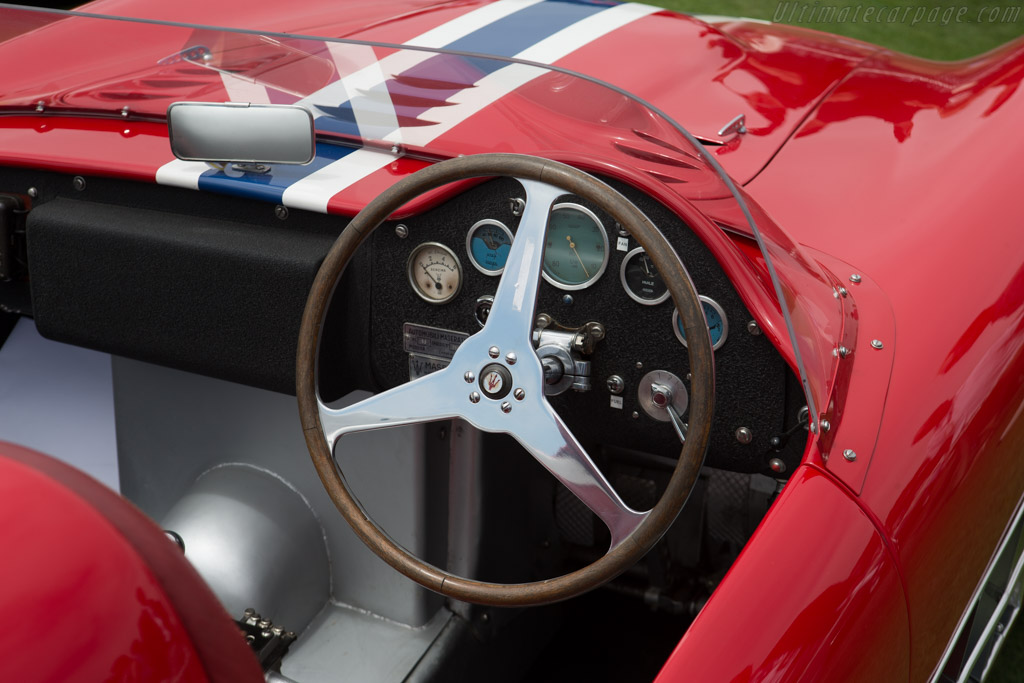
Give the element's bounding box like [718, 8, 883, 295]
[407, 242, 462, 304]
[620, 247, 669, 305]
[542, 203, 608, 290]
[466, 219, 513, 275]
[673, 296, 728, 351]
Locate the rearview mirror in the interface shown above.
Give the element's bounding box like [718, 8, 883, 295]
[167, 102, 315, 165]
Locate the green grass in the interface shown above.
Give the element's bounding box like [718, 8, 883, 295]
[657, 2, 1022, 681]
[660, 0, 1022, 59]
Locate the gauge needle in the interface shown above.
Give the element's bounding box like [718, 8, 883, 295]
[641, 255, 651, 276]
[566, 234, 591, 278]
[421, 263, 441, 284]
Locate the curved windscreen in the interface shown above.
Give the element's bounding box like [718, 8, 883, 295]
[0, 3, 842, 429]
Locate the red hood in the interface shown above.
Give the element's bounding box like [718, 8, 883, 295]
[3, 0, 879, 183]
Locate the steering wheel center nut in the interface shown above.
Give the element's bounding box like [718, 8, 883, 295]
[479, 363, 513, 400]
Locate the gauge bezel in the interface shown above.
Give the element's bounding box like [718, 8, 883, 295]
[406, 241, 463, 305]
[465, 219, 514, 276]
[673, 295, 728, 351]
[619, 246, 671, 305]
[541, 202, 609, 291]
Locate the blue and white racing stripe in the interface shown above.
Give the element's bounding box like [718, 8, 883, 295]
[157, 0, 658, 212]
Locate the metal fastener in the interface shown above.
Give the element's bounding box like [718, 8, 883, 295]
[631, 411, 639, 419]
[820, 419, 831, 432]
[395, 224, 409, 239]
[275, 205, 288, 220]
[514, 388, 525, 401]
[120, 106, 130, 118]
[606, 375, 624, 395]
[769, 458, 786, 474]
[747, 320, 761, 336]
[735, 427, 753, 444]
[635, 361, 643, 370]
[469, 392, 480, 403]
[488, 346, 500, 358]
[505, 351, 517, 365]
[27, 187, 38, 198]
[35, 100, 45, 112]
[501, 401, 512, 413]
[561, 294, 574, 305]
[843, 449, 857, 462]
[464, 371, 475, 383]
[838, 346, 849, 358]
[839, 287, 848, 297]
[850, 274, 862, 283]
[871, 339, 884, 350]
[72, 176, 86, 191]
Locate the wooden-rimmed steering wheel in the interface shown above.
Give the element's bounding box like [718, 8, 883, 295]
[297, 154, 713, 607]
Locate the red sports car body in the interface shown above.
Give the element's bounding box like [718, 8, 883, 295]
[0, 1, 1022, 682]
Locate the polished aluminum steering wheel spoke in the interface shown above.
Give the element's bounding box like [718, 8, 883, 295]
[480, 179, 563, 347]
[510, 400, 648, 549]
[317, 366, 464, 453]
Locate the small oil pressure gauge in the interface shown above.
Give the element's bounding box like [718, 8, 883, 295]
[620, 247, 669, 305]
[407, 242, 462, 304]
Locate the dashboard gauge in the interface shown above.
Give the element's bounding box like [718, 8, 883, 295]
[542, 203, 608, 290]
[673, 296, 728, 351]
[620, 247, 670, 305]
[466, 219, 514, 275]
[407, 242, 462, 304]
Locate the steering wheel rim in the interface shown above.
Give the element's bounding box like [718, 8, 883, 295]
[297, 154, 714, 607]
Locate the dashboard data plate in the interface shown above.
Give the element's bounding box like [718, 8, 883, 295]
[402, 323, 468, 359]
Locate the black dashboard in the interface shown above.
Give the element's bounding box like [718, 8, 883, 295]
[2, 167, 805, 477]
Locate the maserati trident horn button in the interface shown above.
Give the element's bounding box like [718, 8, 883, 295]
[479, 363, 513, 400]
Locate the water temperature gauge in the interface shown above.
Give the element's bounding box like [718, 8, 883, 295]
[673, 296, 728, 351]
[407, 242, 462, 304]
[466, 219, 514, 275]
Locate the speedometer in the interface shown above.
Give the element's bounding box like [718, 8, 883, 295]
[541, 203, 608, 290]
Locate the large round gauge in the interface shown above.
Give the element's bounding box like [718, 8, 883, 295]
[542, 203, 608, 290]
[407, 242, 462, 304]
[620, 247, 669, 305]
[466, 219, 514, 275]
[673, 296, 728, 351]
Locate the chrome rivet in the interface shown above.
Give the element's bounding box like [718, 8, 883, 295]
[635, 361, 643, 370]
[769, 458, 786, 474]
[843, 449, 857, 462]
[72, 176, 86, 191]
[274, 205, 288, 220]
[469, 392, 480, 403]
[839, 287, 848, 297]
[838, 346, 849, 358]
[390, 144, 401, 155]
[501, 401, 512, 413]
[850, 274, 862, 283]
[505, 351, 517, 365]
[871, 339, 884, 350]
[632, 411, 640, 419]
[27, 187, 38, 198]
[809, 421, 818, 434]
[464, 371, 475, 383]
[514, 388, 525, 400]
[35, 100, 45, 112]
[120, 106, 130, 118]
[735, 427, 752, 445]
[561, 294, 574, 305]
[395, 224, 409, 239]
[488, 346, 500, 358]
[820, 419, 831, 432]
[747, 320, 761, 336]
